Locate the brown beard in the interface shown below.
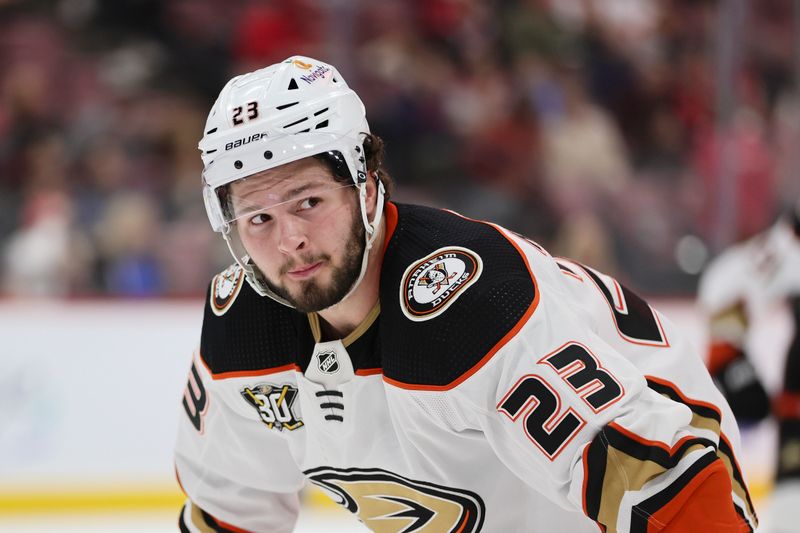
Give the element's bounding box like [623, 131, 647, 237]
[267, 207, 366, 313]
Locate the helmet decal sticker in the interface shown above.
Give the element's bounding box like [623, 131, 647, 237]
[299, 64, 331, 84]
[289, 59, 312, 69]
[210, 264, 245, 316]
[400, 246, 483, 321]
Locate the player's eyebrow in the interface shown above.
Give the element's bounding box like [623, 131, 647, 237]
[231, 180, 336, 215]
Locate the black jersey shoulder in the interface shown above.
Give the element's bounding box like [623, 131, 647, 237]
[379, 203, 538, 388]
[199, 265, 311, 376]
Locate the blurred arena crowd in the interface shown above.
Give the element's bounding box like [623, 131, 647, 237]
[0, 0, 798, 298]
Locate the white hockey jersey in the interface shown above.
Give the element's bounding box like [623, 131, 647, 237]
[698, 216, 800, 329]
[175, 202, 756, 532]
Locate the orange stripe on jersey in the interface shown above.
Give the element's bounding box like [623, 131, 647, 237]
[646, 459, 747, 533]
[199, 353, 299, 381]
[355, 368, 383, 376]
[383, 220, 541, 392]
[607, 421, 692, 454]
[455, 509, 469, 533]
[555, 258, 585, 282]
[212, 516, 253, 533]
[645, 375, 722, 421]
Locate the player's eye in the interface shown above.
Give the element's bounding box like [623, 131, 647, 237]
[299, 197, 320, 211]
[249, 212, 272, 225]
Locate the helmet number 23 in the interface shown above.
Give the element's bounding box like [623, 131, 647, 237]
[233, 101, 259, 126]
[497, 342, 623, 460]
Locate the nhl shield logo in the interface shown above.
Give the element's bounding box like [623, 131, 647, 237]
[400, 246, 482, 321]
[317, 350, 340, 375]
[210, 263, 245, 316]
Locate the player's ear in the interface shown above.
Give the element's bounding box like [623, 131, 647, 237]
[363, 171, 379, 219]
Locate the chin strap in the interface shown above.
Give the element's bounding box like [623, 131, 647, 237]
[361, 178, 386, 250]
[330, 176, 386, 310]
[221, 230, 296, 307]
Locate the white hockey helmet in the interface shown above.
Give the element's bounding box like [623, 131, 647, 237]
[199, 56, 385, 306]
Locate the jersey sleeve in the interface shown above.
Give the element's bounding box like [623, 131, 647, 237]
[452, 260, 750, 531]
[174, 350, 306, 533]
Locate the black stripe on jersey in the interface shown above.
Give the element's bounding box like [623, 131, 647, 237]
[719, 434, 758, 527]
[556, 261, 578, 276]
[629, 449, 719, 533]
[583, 434, 608, 521]
[199, 506, 241, 533]
[178, 504, 191, 533]
[380, 204, 536, 387]
[603, 424, 716, 469]
[646, 378, 721, 424]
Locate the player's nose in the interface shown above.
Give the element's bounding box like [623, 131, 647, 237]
[276, 217, 307, 254]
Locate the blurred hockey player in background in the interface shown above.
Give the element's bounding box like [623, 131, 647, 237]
[698, 200, 800, 533]
[174, 56, 757, 532]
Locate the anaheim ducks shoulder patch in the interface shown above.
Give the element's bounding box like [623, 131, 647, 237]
[210, 264, 245, 316]
[400, 246, 483, 321]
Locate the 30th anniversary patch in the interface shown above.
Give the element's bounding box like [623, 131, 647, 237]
[400, 246, 483, 321]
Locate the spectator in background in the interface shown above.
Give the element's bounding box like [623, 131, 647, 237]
[0, 0, 793, 298]
[2, 190, 93, 296]
[95, 193, 164, 296]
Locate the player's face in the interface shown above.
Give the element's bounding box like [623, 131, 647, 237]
[229, 158, 365, 312]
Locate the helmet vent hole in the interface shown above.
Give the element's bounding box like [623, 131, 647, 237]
[287, 78, 299, 90]
[313, 107, 328, 116]
[315, 120, 329, 129]
[276, 101, 299, 110]
[205, 149, 217, 154]
[206, 128, 218, 134]
[283, 116, 308, 128]
[264, 151, 273, 160]
[234, 160, 243, 169]
[298, 128, 310, 133]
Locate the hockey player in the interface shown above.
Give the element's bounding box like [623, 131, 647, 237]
[174, 56, 757, 532]
[698, 202, 800, 533]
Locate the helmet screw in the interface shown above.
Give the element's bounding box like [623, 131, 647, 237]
[264, 151, 273, 160]
[234, 160, 243, 169]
